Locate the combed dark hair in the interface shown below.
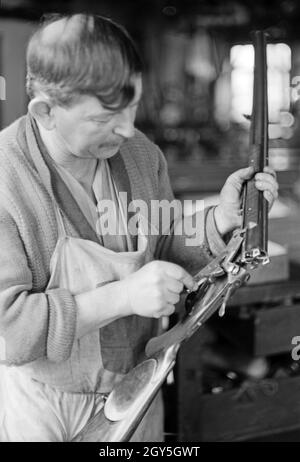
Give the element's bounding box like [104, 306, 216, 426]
[26, 13, 143, 110]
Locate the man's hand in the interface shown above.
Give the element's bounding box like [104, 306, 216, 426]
[214, 166, 278, 236]
[121, 261, 197, 319]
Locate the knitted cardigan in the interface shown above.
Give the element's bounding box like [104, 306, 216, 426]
[0, 114, 226, 368]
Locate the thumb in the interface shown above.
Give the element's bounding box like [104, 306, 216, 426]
[229, 166, 255, 183]
[165, 262, 197, 292]
[223, 166, 254, 194]
[181, 270, 198, 292]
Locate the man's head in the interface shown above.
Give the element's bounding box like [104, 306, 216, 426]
[27, 14, 143, 160]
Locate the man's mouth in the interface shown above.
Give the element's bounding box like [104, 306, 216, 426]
[101, 143, 122, 150]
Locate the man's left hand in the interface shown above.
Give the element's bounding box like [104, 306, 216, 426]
[214, 166, 278, 236]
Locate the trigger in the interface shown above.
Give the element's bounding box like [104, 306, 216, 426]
[185, 290, 198, 314]
[218, 285, 234, 317]
[185, 277, 209, 314]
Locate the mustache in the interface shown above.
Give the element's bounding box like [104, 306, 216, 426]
[102, 139, 125, 148]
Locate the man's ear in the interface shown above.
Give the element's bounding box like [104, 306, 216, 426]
[28, 96, 56, 130]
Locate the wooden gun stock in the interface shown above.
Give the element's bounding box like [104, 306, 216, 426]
[242, 30, 269, 264]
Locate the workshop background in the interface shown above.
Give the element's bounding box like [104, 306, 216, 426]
[1, 0, 300, 442]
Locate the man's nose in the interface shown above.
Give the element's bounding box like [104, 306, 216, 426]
[113, 108, 135, 139]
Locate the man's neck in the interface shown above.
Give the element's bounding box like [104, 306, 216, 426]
[36, 121, 98, 185]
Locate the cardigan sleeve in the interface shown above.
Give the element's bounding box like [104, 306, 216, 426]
[153, 147, 227, 275]
[0, 211, 77, 365]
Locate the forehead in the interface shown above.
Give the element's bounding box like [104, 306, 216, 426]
[70, 75, 143, 118]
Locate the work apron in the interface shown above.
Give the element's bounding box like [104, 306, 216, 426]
[1, 204, 163, 442]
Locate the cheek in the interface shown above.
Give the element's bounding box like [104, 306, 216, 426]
[63, 121, 97, 146]
[56, 112, 111, 149]
[78, 129, 113, 154]
[56, 115, 80, 143]
[83, 124, 111, 144]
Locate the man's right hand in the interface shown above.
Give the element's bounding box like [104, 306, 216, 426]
[121, 261, 197, 319]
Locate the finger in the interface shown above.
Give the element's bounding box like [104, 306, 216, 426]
[263, 190, 275, 205]
[255, 172, 278, 188]
[255, 178, 278, 195]
[165, 304, 176, 317]
[165, 277, 184, 294]
[165, 264, 196, 291]
[155, 304, 175, 318]
[181, 272, 198, 292]
[263, 166, 277, 177]
[255, 180, 278, 199]
[165, 291, 180, 305]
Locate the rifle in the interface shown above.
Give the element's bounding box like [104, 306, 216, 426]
[72, 30, 269, 443]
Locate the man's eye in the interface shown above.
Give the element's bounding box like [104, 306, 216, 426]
[92, 119, 110, 124]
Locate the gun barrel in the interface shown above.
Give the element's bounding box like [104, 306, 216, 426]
[242, 30, 269, 263]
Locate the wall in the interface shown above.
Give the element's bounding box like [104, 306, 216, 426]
[0, 18, 36, 128]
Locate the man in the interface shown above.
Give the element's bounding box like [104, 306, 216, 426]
[0, 14, 278, 442]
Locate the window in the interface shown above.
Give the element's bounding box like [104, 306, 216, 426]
[230, 43, 292, 139]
